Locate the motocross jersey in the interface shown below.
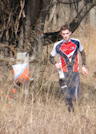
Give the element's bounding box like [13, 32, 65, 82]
[51, 38, 83, 72]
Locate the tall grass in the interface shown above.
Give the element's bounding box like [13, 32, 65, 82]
[0, 69, 96, 134]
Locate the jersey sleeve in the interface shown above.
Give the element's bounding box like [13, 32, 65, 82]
[78, 41, 83, 52]
[51, 43, 57, 57]
[51, 40, 64, 57]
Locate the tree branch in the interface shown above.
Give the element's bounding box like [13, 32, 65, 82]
[58, 0, 81, 4]
[46, 1, 57, 27]
[44, 2, 96, 44]
[14, 0, 25, 35]
[70, 1, 96, 32]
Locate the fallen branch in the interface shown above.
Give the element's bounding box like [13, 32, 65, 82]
[0, 44, 17, 58]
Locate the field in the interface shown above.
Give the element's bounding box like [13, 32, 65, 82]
[0, 26, 96, 134]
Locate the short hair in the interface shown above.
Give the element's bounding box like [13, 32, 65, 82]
[60, 24, 71, 32]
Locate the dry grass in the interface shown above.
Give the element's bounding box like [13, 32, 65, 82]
[0, 64, 96, 134]
[0, 83, 96, 134]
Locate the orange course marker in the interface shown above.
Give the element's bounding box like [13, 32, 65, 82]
[12, 88, 16, 93]
[8, 95, 10, 100]
[12, 63, 29, 84]
[8, 105, 10, 108]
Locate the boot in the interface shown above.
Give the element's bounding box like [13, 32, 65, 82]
[66, 98, 74, 112]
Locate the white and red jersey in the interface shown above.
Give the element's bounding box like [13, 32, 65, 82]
[51, 38, 83, 72]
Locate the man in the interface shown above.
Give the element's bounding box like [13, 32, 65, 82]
[49, 24, 88, 112]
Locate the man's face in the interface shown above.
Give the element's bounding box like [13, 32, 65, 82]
[60, 29, 71, 42]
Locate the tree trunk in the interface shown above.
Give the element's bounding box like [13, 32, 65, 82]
[23, 0, 49, 92]
[18, 25, 24, 52]
[31, 17, 44, 92]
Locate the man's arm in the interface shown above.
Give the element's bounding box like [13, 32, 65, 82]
[80, 50, 88, 76]
[80, 50, 86, 66]
[49, 55, 62, 69]
[49, 55, 56, 65]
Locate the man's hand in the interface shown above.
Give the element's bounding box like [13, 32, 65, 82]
[55, 63, 62, 69]
[82, 66, 88, 76]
